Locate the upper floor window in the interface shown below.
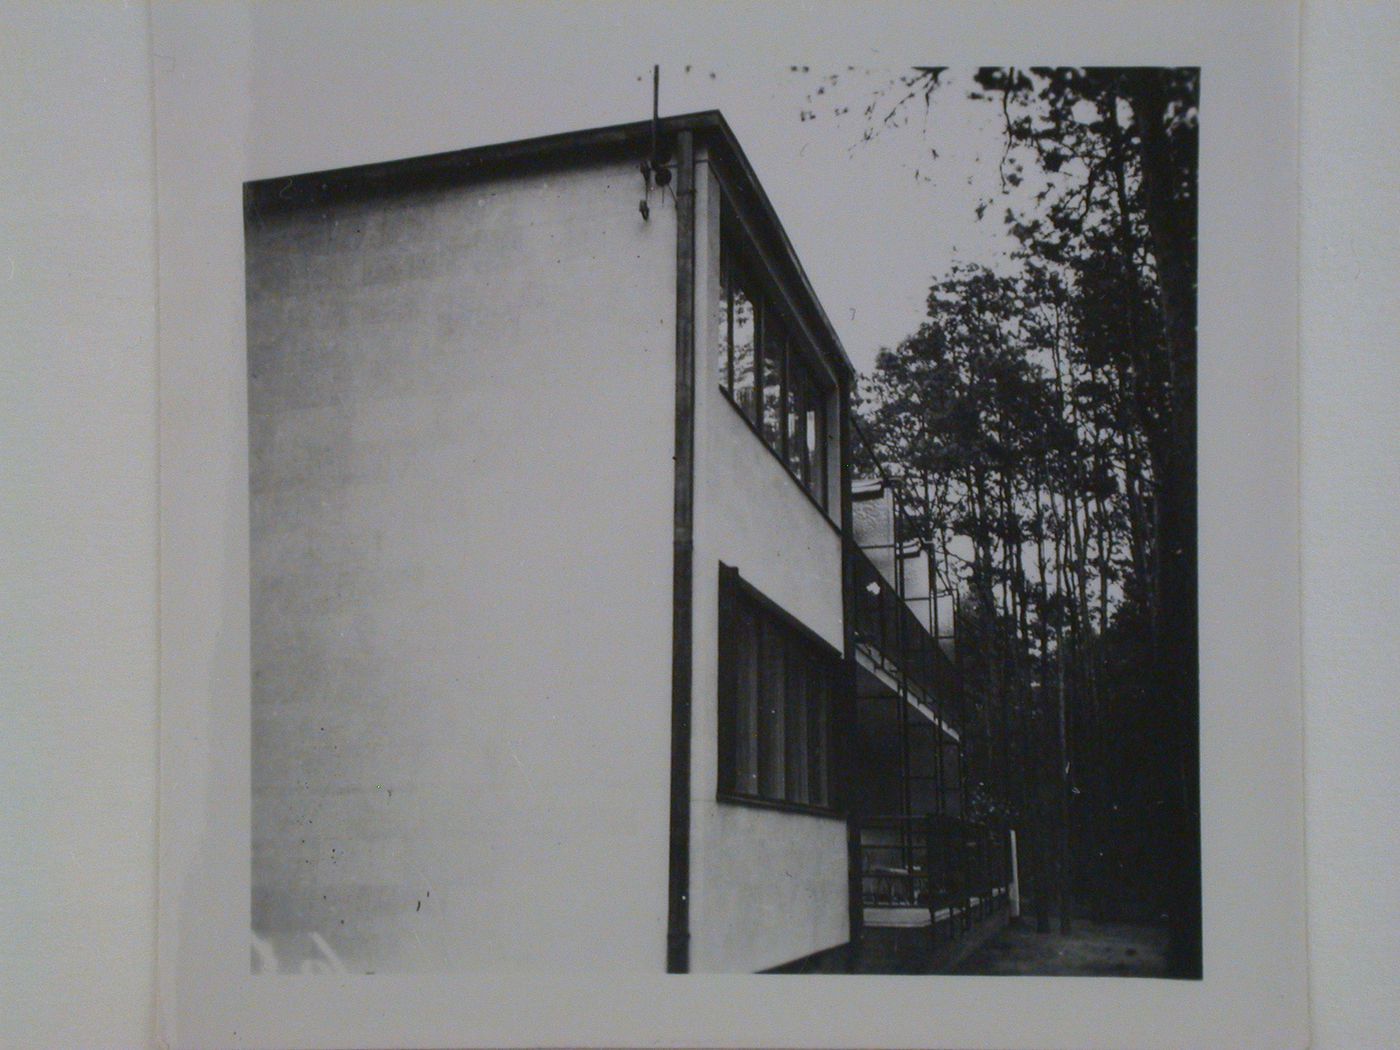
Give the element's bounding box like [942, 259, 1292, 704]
[716, 199, 831, 511]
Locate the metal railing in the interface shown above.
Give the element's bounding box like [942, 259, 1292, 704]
[853, 545, 960, 720]
[859, 815, 1008, 931]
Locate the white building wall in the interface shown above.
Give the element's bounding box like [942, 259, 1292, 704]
[688, 159, 850, 973]
[247, 157, 676, 973]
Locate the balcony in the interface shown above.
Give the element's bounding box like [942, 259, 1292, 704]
[857, 814, 1008, 927]
[852, 544, 959, 727]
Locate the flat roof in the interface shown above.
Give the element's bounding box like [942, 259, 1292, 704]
[245, 111, 854, 381]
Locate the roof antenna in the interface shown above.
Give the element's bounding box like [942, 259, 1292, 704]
[650, 65, 671, 187]
[639, 64, 670, 221]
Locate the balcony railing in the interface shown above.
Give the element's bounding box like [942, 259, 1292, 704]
[852, 545, 959, 719]
[858, 814, 1007, 925]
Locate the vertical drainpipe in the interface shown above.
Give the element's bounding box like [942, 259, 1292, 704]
[666, 129, 696, 975]
[839, 370, 862, 970]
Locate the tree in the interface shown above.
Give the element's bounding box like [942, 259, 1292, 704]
[824, 67, 1201, 974]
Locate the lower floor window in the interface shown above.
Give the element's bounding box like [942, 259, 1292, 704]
[718, 564, 841, 810]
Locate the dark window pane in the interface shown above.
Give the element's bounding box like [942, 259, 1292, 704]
[784, 647, 809, 804]
[733, 602, 759, 795]
[757, 618, 786, 799]
[762, 312, 785, 451]
[731, 274, 758, 424]
[908, 720, 941, 778]
[809, 667, 829, 807]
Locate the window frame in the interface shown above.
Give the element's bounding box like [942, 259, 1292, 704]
[716, 563, 845, 819]
[716, 192, 837, 521]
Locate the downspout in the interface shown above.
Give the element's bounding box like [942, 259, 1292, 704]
[666, 129, 696, 974]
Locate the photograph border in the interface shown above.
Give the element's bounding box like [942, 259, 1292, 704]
[155, 3, 1306, 1047]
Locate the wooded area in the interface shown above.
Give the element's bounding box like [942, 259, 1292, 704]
[841, 68, 1201, 976]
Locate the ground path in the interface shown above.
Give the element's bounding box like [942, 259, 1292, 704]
[950, 919, 1169, 977]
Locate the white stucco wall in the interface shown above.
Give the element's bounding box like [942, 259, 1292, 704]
[247, 156, 676, 973]
[688, 159, 850, 973]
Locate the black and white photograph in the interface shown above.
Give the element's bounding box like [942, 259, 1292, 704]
[34, 1, 1400, 1048]
[149, 4, 1308, 1047]
[245, 65, 1201, 980]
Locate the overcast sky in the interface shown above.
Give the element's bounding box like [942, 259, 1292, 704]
[244, 6, 1025, 378]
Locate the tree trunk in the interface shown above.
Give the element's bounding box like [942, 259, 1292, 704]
[1127, 72, 1201, 978]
